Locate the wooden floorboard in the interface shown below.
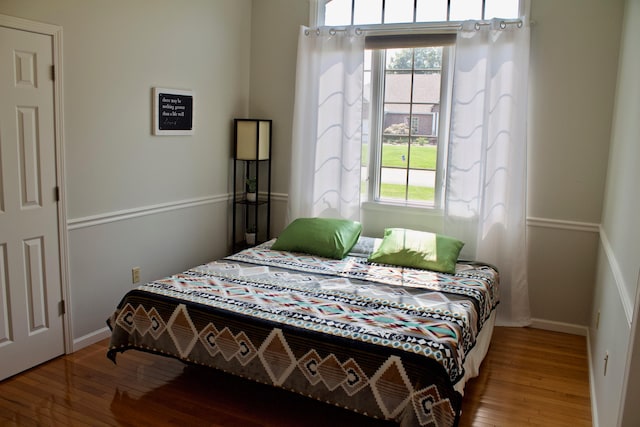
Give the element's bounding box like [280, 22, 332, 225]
[0, 326, 591, 426]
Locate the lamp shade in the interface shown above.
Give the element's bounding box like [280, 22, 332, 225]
[235, 119, 271, 160]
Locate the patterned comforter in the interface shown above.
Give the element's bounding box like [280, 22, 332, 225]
[107, 240, 499, 427]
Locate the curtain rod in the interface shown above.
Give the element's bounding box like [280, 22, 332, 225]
[304, 18, 524, 36]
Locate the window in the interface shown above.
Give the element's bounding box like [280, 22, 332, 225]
[364, 42, 453, 206]
[320, 0, 521, 27]
[316, 0, 522, 208]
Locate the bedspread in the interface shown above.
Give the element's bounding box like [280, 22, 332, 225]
[107, 241, 499, 427]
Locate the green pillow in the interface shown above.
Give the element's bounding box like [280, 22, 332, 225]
[367, 228, 464, 274]
[271, 218, 362, 259]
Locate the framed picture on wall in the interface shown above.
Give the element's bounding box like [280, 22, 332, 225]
[152, 87, 194, 135]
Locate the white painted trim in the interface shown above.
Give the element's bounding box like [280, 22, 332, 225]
[67, 194, 229, 230]
[530, 318, 589, 336]
[526, 216, 600, 233]
[72, 327, 111, 352]
[51, 21, 73, 357]
[617, 273, 640, 426]
[587, 329, 599, 427]
[599, 226, 634, 326]
[271, 192, 288, 203]
[0, 13, 61, 34]
[361, 200, 444, 218]
[66, 192, 287, 232]
[309, 0, 322, 26]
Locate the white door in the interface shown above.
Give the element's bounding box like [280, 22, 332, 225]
[0, 25, 65, 380]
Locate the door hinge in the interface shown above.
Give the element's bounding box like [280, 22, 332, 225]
[54, 186, 60, 202]
[58, 300, 66, 316]
[50, 65, 55, 81]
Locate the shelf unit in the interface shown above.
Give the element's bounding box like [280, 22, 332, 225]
[232, 119, 271, 251]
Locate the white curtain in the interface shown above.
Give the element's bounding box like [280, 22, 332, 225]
[444, 20, 531, 326]
[288, 27, 365, 222]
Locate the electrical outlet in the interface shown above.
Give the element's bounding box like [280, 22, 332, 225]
[132, 267, 141, 283]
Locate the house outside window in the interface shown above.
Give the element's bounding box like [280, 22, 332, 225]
[403, 117, 419, 134]
[316, 0, 522, 208]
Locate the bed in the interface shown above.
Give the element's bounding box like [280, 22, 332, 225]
[107, 223, 499, 427]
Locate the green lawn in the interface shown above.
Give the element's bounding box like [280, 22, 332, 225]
[382, 144, 437, 169]
[360, 143, 437, 202]
[380, 183, 435, 202]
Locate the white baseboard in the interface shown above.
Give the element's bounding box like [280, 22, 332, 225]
[72, 327, 111, 352]
[529, 318, 589, 336]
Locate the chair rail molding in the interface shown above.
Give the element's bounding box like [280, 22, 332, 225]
[526, 216, 600, 233]
[67, 194, 229, 231]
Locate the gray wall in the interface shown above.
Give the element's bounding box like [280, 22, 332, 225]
[248, 0, 309, 234]
[526, 0, 623, 327]
[590, 0, 640, 425]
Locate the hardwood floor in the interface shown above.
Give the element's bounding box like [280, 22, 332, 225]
[459, 327, 592, 426]
[0, 327, 591, 427]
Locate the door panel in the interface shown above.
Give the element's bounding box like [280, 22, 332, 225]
[0, 25, 64, 381]
[17, 106, 43, 209]
[0, 244, 9, 345]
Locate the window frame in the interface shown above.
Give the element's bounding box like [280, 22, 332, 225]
[365, 44, 453, 209]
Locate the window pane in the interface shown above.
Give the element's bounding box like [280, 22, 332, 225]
[450, 0, 482, 20]
[407, 169, 434, 202]
[325, 0, 352, 26]
[412, 50, 442, 106]
[383, 104, 412, 134]
[380, 139, 409, 202]
[354, 0, 382, 24]
[380, 167, 408, 200]
[485, 0, 520, 19]
[408, 141, 437, 169]
[412, 74, 441, 103]
[384, 75, 412, 103]
[381, 138, 409, 166]
[384, 0, 414, 24]
[406, 107, 432, 135]
[385, 48, 413, 104]
[386, 48, 413, 71]
[416, 0, 448, 22]
[412, 47, 442, 71]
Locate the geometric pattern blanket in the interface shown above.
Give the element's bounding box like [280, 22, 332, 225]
[107, 240, 499, 427]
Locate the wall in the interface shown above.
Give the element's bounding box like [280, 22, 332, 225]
[501, 0, 624, 328]
[525, 0, 623, 329]
[590, 0, 640, 425]
[0, 0, 252, 346]
[248, 0, 309, 235]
